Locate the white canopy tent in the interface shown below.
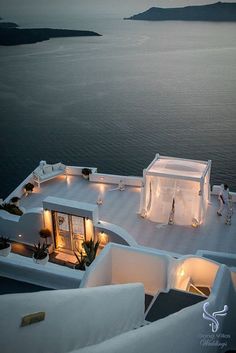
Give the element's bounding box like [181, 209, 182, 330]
[140, 155, 211, 226]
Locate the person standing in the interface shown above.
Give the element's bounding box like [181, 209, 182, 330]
[217, 184, 229, 216]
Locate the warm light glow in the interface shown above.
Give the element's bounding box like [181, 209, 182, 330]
[57, 236, 65, 249]
[99, 232, 109, 246]
[43, 210, 53, 230]
[133, 187, 141, 193]
[85, 219, 94, 239]
[100, 184, 105, 195]
[156, 188, 160, 198]
[66, 175, 71, 185]
[178, 267, 185, 277]
[192, 217, 200, 228]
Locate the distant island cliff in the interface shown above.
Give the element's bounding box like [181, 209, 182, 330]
[125, 2, 236, 21]
[0, 20, 101, 46]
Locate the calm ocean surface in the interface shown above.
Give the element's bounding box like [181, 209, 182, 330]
[0, 15, 236, 198]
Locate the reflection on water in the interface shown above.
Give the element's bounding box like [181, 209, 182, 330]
[0, 19, 236, 197]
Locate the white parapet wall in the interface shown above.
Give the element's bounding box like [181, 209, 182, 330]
[0, 253, 83, 289]
[81, 244, 170, 296]
[196, 250, 236, 269]
[89, 172, 143, 187]
[95, 221, 138, 247]
[172, 256, 219, 291]
[74, 266, 236, 353]
[82, 244, 227, 298]
[212, 185, 236, 202]
[0, 283, 145, 353]
[66, 165, 97, 176]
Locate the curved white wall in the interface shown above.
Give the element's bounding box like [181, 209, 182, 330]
[0, 208, 44, 245]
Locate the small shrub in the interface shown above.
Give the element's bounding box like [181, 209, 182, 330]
[82, 168, 92, 176]
[24, 182, 34, 192]
[0, 203, 23, 216]
[10, 196, 20, 203]
[39, 228, 52, 245]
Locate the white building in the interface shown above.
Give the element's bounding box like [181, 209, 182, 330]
[0, 154, 236, 353]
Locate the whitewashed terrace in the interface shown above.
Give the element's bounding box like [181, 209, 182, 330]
[19, 174, 236, 256]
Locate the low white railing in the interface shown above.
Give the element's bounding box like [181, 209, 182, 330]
[90, 172, 143, 187]
[211, 185, 236, 202]
[66, 165, 97, 176]
[95, 221, 138, 247]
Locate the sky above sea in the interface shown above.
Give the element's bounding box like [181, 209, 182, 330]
[2, 0, 236, 24]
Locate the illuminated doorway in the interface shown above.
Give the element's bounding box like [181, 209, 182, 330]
[53, 212, 86, 253]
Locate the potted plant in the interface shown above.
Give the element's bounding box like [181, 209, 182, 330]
[83, 238, 100, 267]
[74, 238, 100, 271]
[33, 242, 49, 265]
[10, 196, 21, 207]
[0, 236, 11, 257]
[39, 228, 53, 254]
[24, 182, 34, 195]
[74, 238, 100, 270]
[81, 168, 92, 180]
[74, 250, 87, 271]
[0, 203, 23, 216]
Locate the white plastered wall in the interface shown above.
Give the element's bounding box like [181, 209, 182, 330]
[71, 266, 236, 353]
[173, 257, 219, 291]
[0, 284, 145, 353]
[81, 244, 169, 295]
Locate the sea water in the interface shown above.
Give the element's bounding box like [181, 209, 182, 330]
[0, 12, 236, 197]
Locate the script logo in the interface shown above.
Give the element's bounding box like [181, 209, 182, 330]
[203, 302, 228, 333]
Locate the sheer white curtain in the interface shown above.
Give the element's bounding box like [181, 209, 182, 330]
[147, 177, 200, 225]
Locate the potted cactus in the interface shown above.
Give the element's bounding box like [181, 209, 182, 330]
[33, 242, 49, 265]
[81, 168, 92, 180]
[83, 238, 100, 267]
[74, 238, 100, 270]
[0, 236, 11, 257]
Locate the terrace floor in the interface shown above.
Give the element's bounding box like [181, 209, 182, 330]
[11, 242, 77, 268]
[19, 174, 236, 256]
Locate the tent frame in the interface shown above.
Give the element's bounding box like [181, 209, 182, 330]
[141, 154, 212, 225]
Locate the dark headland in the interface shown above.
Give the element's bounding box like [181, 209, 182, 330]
[0, 19, 101, 46]
[124, 2, 236, 21]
